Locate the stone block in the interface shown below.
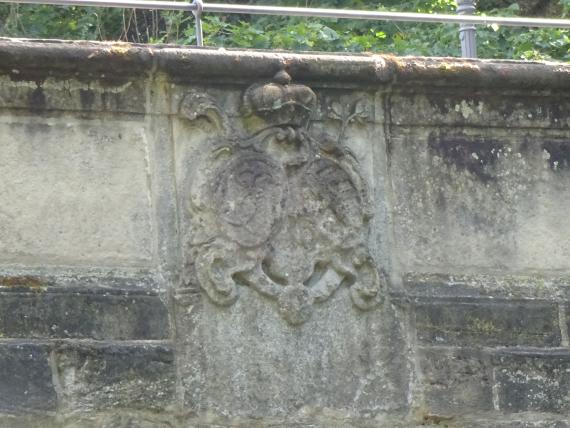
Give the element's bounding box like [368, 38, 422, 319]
[55, 343, 175, 412]
[462, 418, 570, 428]
[495, 350, 570, 414]
[0, 288, 169, 340]
[390, 127, 570, 273]
[0, 342, 57, 414]
[171, 73, 407, 422]
[177, 288, 411, 420]
[0, 116, 154, 268]
[419, 347, 494, 415]
[415, 300, 560, 347]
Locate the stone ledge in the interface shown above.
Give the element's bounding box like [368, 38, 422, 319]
[403, 272, 570, 301]
[1, 38, 570, 90]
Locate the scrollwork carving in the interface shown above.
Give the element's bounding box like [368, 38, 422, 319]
[182, 71, 385, 325]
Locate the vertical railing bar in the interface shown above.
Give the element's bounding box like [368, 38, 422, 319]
[193, 0, 204, 47]
[457, 0, 477, 58]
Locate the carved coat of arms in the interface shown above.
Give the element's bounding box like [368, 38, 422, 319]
[180, 71, 385, 325]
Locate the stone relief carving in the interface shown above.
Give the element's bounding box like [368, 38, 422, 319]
[180, 71, 385, 325]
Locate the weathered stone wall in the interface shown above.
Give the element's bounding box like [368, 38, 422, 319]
[0, 39, 569, 427]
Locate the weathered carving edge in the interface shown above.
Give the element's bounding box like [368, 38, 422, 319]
[181, 71, 386, 325]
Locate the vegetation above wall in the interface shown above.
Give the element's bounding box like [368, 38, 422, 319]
[0, 0, 569, 60]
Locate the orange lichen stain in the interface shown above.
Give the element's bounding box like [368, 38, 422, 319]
[387, 55, 482, 75]
[438, 61, 481, 74]
[422, 413, 455, 426]
[413, 406, 455, 426]
[87, 42, 133, 59]
[0, 276, 46, 291]
[109, 42, 133, 56]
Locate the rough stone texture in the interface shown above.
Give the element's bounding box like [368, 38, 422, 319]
[177, 289, 410, 421]
[0, 342, 57, 414]
[0, 287, 169, 340]
[419, 347, 495, 415]
[55, 343, 175, 413]
[415, 300, 561, 346]
[494, 350, 570, 414]
[0, 38, 569, 426]
[390, 127, 570, 273]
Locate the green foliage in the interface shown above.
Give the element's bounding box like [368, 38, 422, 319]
[1, 0, 569, 61]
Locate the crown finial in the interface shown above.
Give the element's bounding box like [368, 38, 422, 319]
[273, 70, 292, 85]
[242, 71, 316, 130]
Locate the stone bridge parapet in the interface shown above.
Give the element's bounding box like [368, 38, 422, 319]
[0, 38, 569, 427]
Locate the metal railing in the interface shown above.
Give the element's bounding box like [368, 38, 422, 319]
[2, 0, 570, 58]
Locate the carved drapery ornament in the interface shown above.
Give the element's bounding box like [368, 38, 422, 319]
[181, 71, 385, 325]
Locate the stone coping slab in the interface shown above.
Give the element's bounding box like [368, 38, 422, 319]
[1, 38, 570, 89]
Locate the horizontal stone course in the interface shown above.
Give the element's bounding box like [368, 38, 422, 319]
[0, 413, 177, 428]
[403, 272, 570, 301]
[0, 76, 148, 114]
[0, 288, 169, 340]
[459, 416, 570, 427]
[415, 300, 561, 347]
[390, 91, 570, 128]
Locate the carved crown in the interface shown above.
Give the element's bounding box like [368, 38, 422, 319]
[242, 70, 317, 128]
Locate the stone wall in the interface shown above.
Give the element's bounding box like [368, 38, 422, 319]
[0, 39, 569, 427]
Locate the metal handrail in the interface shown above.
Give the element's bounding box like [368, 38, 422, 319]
[2, 0, 570, 58]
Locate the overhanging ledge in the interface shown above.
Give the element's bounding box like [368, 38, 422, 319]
[1, 37, 570, 90]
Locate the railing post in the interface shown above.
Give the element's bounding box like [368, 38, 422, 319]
[192, 0, 204, 46]
[457, 0, 477, 58]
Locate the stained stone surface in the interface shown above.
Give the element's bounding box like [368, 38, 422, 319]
[0, 343, 57, 414]
[55, 343, 176, 413]
[0, 116, 154, 267]
[176, 288, 411, 420]
[0, 39, 569, 427]
[0, 287, 169, 340]
[390, 127, 570, 273]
